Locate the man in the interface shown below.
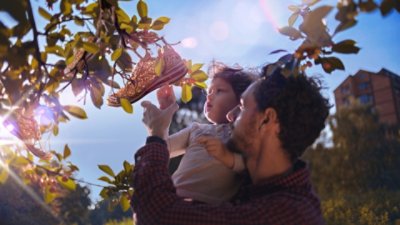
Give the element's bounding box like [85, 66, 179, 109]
[131, 66, 330, 225]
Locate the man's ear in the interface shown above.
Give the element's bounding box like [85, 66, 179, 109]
[263, 108, 278, 124]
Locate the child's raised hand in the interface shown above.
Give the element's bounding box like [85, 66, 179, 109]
[197, 135, 235, 169]
[157, 85, 176, 110]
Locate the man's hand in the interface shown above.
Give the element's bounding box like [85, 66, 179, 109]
[141, 100, 178, 139]
[157, 85, 176, 110]
[197, 136, 235, 169]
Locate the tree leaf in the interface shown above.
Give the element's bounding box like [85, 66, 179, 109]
[61, 0, 72, 15]
[278, 26, 303, 40]
[380, 0, 395, 16]
[0, 167, 8, 184]
[111, 48, 123, 61]
[123, 160, 132, 172]
[120, 194, 131, 212]
[269, 49, 288, 55]
[82, 42, 99, 54]
[116, 8, 131, 24]
[120, 98, 133, 114]
[38, 7, 52, 21]
[151, 17, 170, 30]
[90, 85, 104, 109]
[194, 82, 207, 89]
[332, 39, 360, 54]
[120, 23, 133, 33]
[98, 176, 113, 184]
[105, 79, 120, 89]
[334, 19, 357, 35]
[63, 105, 88, 119]
[56, 176, 77, 191]
[63, 144, 71, 159]
[190, 70, 208, 82]
[181, 83, 192, 103]
[44, 187, 57, 203]
[288, 13, 299, 27]
[191, 63, 203, 72]
[137, 0, 148, 18]
[155, 57, 165, 76]
[98, 165, 115, 177]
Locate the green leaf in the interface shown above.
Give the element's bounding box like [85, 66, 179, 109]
[332, 39, 360, 54]
[56, 176, 77, 191]
[98, 176, 113, 184]
[120, 194, 131, 212]
[82, 42, 99, 54]
[105, 79, 121, 89]
[111, 48, 123, 61]
[137, 0, 148, 18]
[190, 70, 208, 82]
[63, 144, 71, 159]
[151, 17, 170, 30]
[181, 83, 192, 103]
[63, 105, 88, 119]
[155, 57, 165, 76]
[120, 98, 133, 114]
[98, 164, 116, 177]
[38, 7, 52, 21]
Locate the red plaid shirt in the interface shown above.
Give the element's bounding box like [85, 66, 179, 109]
[131, 138, 324, 225]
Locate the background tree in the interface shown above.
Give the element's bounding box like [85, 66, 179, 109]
[304, 102, 400, 224]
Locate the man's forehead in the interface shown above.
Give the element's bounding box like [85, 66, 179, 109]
[241, 81, 258, 102]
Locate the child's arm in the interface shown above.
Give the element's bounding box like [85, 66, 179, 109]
[166, 126, 191, 158]
[197, 136, 245, 172]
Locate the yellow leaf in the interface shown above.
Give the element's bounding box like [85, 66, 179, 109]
[12, 156, 30, 166]
[154, 57, 164, 76]
[194, 82, 207, 89]
[63, 105, 88, 119]
[63, 144, 71, 159]
[98, 164, 116, 177]
[191, 63, 203, 72]
[120, 98, 133, 114]
[0, 167, 9, 184]
[98, 176, 113, 184]
[56, 176, 77, 191]
[53, 125, 59, 136]
[185, 59, 192, 70]
[116, 9, 131, 24]
[190, 70, 208, 82]
[82, 42, 99, 54]
[181, 83, 192, 103]
[120, 23, 133, 33]
[111, 48, 123, 61]
[120, 194, 131, 212]
[38, 7, 52, 21]
[44, 187, 57, 203]
[137, 0, 148, 18]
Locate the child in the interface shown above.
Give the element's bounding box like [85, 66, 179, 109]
[156, 65, 257, 204]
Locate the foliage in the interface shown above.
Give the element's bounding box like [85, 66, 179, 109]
[0, 0, 207, 208]
[276, 0, 399, 74]
[303, 102, 400, 224]
[0, 168, 91, 225]
[89, 199, 133, 225]
[105, 218, 135, 225]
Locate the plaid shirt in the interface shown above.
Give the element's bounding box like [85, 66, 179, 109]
[131, 137, 324, 225]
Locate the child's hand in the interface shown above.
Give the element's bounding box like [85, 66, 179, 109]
[197, 136, 234, 169]
[157, 85, 176, 110]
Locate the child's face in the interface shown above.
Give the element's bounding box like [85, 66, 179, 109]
[204, 78, 238, 124]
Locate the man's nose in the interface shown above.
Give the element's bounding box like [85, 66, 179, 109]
[227, 105, 240, 122]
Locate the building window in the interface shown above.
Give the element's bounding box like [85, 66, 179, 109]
[342, 97, 349, 106]
[359, 94, 372, 104]
[358, 82, 370, 90]
[359, 73, 368, 79]
[341, 85, 350, 94]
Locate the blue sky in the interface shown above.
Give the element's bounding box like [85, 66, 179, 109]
[2, 0, 400, 201]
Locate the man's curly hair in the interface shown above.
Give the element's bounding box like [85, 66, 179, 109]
[254, 66, 331, 161]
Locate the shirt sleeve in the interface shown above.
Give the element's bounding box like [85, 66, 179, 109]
[165, 124, 194, 157]
[232, 153, 246, 172]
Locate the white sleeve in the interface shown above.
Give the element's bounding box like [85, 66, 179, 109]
[232, 153, 246, 172]
[166, 125, 193, 158]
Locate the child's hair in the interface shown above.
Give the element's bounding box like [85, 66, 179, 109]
[209, 62, 258, 100]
